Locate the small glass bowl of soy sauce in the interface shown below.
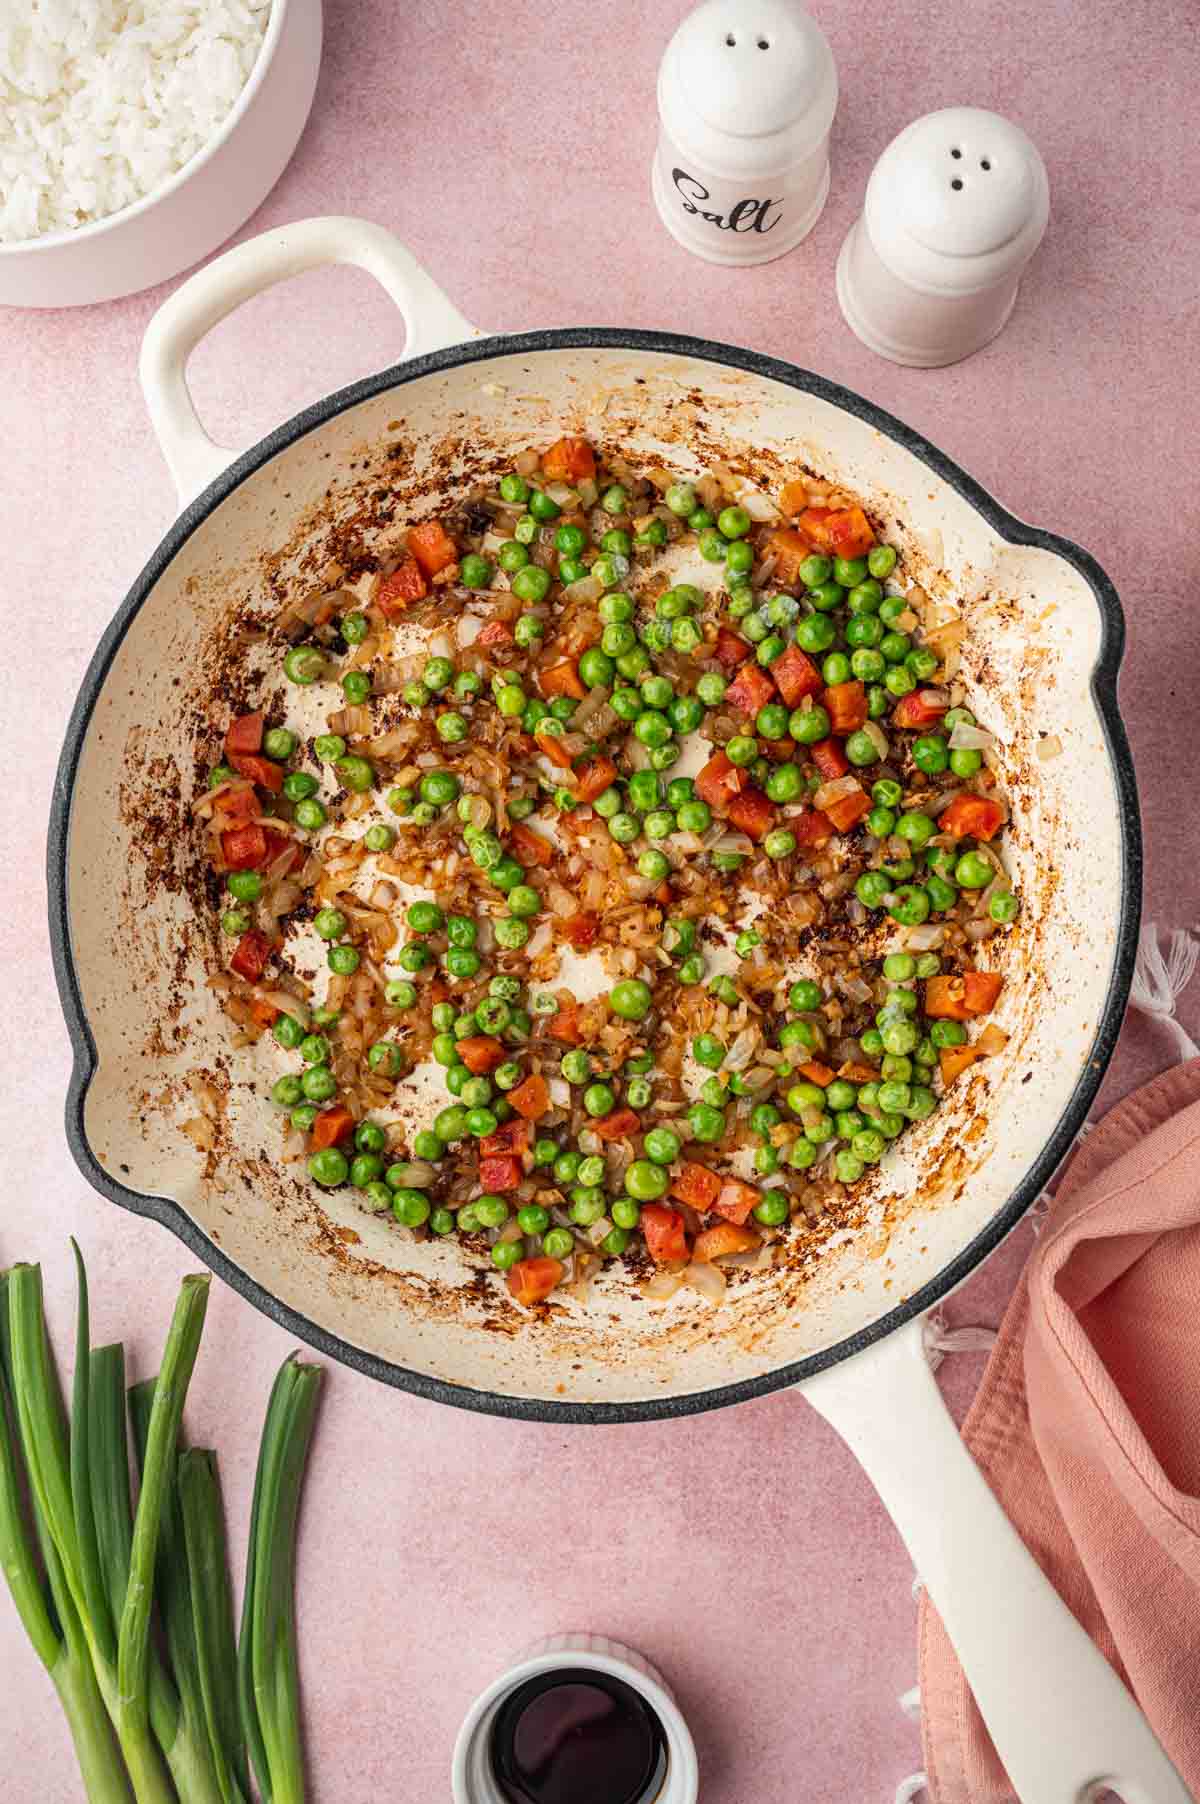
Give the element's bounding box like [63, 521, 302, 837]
[452, 1635, 698, 1804]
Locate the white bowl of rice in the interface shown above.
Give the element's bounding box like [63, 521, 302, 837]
[0, 0, 322, 308]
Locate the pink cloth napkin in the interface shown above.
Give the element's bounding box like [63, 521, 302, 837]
[919, 1059, 1200, 1801]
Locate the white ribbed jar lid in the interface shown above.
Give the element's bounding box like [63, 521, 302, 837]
[659, 0, 837, 174]
[864, 106, 1049, 297]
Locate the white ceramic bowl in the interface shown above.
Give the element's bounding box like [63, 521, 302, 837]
[452, 1634, 698, 1804]
[0, 0, 322, 309]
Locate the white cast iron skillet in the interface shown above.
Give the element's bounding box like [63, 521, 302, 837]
[50, 220, 1185, 1803]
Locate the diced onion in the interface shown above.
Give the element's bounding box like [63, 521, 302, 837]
[978, 1023, 1009, 1055]
[862, 721, 889, 759]
[740, 490, 781, 523]
[725, 1027, 761, 1071]
[1036, 734, 1063, 762]
[682, 1259, 726, 1301]
[562, 575, 604, 604]
[903, 923, 945, 951]
[814, 774, 863, 810]
[949, 721, 997, 752]
[644, 1271, 683, 1300]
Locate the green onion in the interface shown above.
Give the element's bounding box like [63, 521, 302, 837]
[239, 1355, 322, 1804]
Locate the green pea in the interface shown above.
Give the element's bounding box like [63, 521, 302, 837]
[687, 1102, 725, 1143]
[788, 1137, 818, 1170]
[633, 710, 672, 750]
[627, 1075, 654, 1109]
[834, 556, 870, 587]
[638, 848, 670, 882]
[851, 648, 886, 682]
[896, 810, 935, 849]
[677, 954, 705, 985]
[284, 646, 324, 685]
[688, 508, 714, 532]
[385, 979, 417, 1010]
[608, 811, 640, 845]
[270, 1075, 303, 1108]
[846, 730, 881, 767]
[885, 665, 917, 698]
[790, 705, 831, 744]
[308, 1147, 348, 1187]
[855, 871, 890, 908]
[879, 632, 910, 664]
[716, 504, 751, 539]
[804, 1112, 834, 1144]
[692, 1033, 726, 1070]
[906, 647, 939, 681]
[796, 614, 836, 653]
[845, 613, 883, 649]
[763, 829, 795, 860]
[328, 944, 360, 976]
[990, 890, 1019, 924]
[923, 875, 955, 912]
[300, 1065, 337, 1103]
[665, 482, 696, 516]
[465, 1106, 498, 1138]
[624, 1159, 669, 1201]
[911, 735, 949, 775]
[583, 1082, 616, 1117]
[956, 851, 993, 889]
[799, 554, 833, 588]
[725, 539, 753, 575]
[809, 581, 844, 612]
[756, 702, 790, 740]
[342, 670, 372, 706]
[847, 579, 883, 613]
[822, 651, 852, 686]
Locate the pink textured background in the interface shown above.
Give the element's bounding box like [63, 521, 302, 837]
[3, 1, 1198, 1799]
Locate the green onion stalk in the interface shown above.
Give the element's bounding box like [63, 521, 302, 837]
[0, 1246, 322, 1804]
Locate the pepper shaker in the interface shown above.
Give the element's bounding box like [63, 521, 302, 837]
[652, 0, 838, 266]
[836, 106, 1050, 366]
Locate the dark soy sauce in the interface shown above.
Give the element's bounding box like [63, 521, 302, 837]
[490, 1668, 667, 1804]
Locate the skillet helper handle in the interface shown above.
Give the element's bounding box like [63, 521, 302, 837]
[801, 1315, 1192, 1804]
[140, 216, 478, 506]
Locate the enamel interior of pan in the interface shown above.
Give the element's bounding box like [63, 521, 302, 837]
[53, 335, 1138, 1419]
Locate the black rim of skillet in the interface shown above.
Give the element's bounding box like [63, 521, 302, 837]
[47, 328, 1142, 1424]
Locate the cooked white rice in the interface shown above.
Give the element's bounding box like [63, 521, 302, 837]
[0, 0, 272, 245]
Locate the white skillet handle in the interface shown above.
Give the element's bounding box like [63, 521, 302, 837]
[801, 1316, 1192, 1804]
[140, 216, 478, 507]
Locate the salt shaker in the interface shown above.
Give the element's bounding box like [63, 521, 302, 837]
[836, 106, 1049, 366]
[652, 0, 838, 267]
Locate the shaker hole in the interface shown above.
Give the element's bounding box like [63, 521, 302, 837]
[980, 157, 992, 170]
[950, 147, 962, 159]
[725, 31, 737, 44]
[757, 36, 770, 48]
[951, 178, 964, 191]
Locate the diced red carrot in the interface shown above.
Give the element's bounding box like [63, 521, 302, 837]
[793, 809, 834, 848]
[479, 1155, 522, 1192]
[695, 750, 749, 810]
[407, 520, 457, 577]
[892, 688, 948, 729]
[230, 929, 271, 982]
[825, 506, 874, 559]
[535, 729, 576, 770]
[764, 526, 811, 586]
[939, 795, 1005, 841]
[727, 786, 774, 842]
[693, 1221, 760, 1262]
[778, 479, 811, 518]
[714, 626, 752, 671]
[541, 436, 595, 482]
[924, 971, 1004, 1021]
[797, 506, 834, 550]
[963, 971, 1004, 1015]
[310, 1105, 354, 1151]
[229, 752, 284, 793]
[480, 1120, 531, 1158]
[221, 824, 267, 870]
[572, 755, 617, 803]
[823, 681, 868, 735]
[811, 738, 849, 780]
[213, 782, 257, 825]
[670, 1162, 723, 1212]
[476, 620, 513, 650]
[562, 912, 600, 950]
[712, 1178, 760, 1225]
[823, 788, 871, 834]
[591, 1106, 640, 1142]
[508, 1074, 550, 1120]
[725, 660, 777, 717]
[771, 644, 823, 707]
[260, 829, 301, 875]
[547, 1005, 584, 1044]
[539, 659, 587, 700]
[377, 558, 428, 615]
[456, 1035, 506, 1074]
[248, 997, 280, 1029]
[511, 822, 553, 866]
[798, 1060, 835, 1087]
[640, 1202, 690, 1263]
[939, 1045, 983, 1084]
[839, 1061, 881, 1084]
[225, 711, 263, 755]
[506, 1256, 564, 1306]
